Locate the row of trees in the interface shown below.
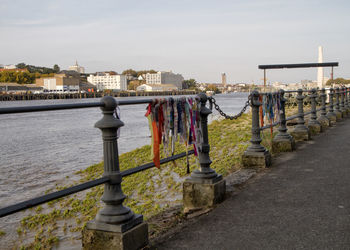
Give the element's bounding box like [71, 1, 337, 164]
[0, 63, 60, 84]
[122, 69, 157, 77]
[0, 71, 55, 84]
[326, 78, 350, 86]
[16, 63, 60, 74]
[0, 71, 38, 84]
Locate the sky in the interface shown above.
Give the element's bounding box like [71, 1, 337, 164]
[1, 0, 350, 84]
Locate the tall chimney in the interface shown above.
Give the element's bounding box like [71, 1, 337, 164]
[221, 73, 227, 87]
[317, 46, 324, 89]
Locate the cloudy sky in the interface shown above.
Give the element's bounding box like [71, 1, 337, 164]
[1, 0, 349, 84]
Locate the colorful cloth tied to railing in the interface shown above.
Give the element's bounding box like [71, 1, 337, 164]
[260, 93, 282, 135]
[145, 97, 201, 169]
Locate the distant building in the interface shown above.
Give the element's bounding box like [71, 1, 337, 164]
[272, 82, 288, 90]
[221, 73, 227, 86]
[0, 82, 43, 93]
[68, 61, 85, 74]
[136, 84, 178, 92]
[36, 72, 80, 92]
[4, 64, 16, 69]
[87, 72, 127, 91]
[145, 71, 184, 90]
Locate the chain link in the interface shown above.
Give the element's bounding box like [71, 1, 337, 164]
[208, 95, 251, 120]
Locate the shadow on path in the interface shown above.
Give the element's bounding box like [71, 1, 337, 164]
[154, 120, 350, 250]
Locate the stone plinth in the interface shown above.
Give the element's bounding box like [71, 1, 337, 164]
[317, 116, 330, 131]
[82, 218, 148, 250]
[242, 150, 271, 169]
[335, 111, 342, 121]
[341, 110, 347, 118]
[326, 114, 337, 126]
[272, 136, 296, 153]
[308, 123, 322, 136]
[183, 177, 226, 213]
[346, 107, 350, 115]
[290, 128, 310, 142]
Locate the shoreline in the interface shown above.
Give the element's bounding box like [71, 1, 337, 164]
[0, 90, 199, 101]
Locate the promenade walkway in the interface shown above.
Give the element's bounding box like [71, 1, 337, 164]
[154, 119, 350, 249]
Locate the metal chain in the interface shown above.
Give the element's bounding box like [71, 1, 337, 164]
[208, 95, 251, 120]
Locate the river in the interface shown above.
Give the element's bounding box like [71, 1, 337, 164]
[0, 92, 248, 213]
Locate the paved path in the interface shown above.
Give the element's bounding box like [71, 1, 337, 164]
[155, 120, 350, 250]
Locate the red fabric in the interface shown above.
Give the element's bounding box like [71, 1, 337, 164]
[259, 95, 264, 127]
[152, 120, 160, 168]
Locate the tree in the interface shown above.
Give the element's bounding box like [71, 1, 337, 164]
[53, 64, 60, 73]
[326, 78, 350, 86]
[182, 79, 197, 89]
[128, 80, 144, 90]
[122, 69, 137, 77]
[205, 84, 220, 93]
[16, 63, 26, 69]
[136, 70, 157, 77]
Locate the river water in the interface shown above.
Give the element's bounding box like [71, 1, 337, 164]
[0, 92, 248, 210]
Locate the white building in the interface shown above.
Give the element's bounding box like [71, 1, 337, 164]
[145, 71, 184, 90]
[69, 61, 85, 74]
[4, 64, 16, 69]
[36, 72, 80, 92]
[87, 72, 127, 91]
[136, 84, 178, 92]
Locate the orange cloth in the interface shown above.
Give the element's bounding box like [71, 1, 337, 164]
[152, 119, 160, 168]
[259, 95, 264, 127]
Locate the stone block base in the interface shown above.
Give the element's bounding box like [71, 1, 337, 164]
[272, 137, 296, 153]
[82, 222, 148, 250]
[242, 150, 271, 169]
[326, 114, 337, 126]
[317, 117, 329, 130]
[335, 111, 342, 121]
[290, 129, 310, 142]
[341, 110, 347, 118]
[308, 123, 322, 136]
[183, 178, 226, 213]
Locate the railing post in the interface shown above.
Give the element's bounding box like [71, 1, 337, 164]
[272, 89, 295, 152]
[326, 88, 337, 125]
[82, 96, 148, 250]
[183, 93, 226, 213]
[317, 88, 330, 129]
[340, 87, 347, 117]
[334, 87, 342, 120]
[307, 88, 322, 135]
[242, 90, 271, 168]
[346, 87, 350, 113]
[290, 89, 310, 141]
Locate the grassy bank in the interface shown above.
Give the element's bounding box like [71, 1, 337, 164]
[6, 104, 307, 249]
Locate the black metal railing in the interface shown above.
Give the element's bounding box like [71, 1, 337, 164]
[0, 96, 200, 218]
[243, 87, 349, 162]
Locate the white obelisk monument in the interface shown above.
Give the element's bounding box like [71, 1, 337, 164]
[317, 46, 324, 89]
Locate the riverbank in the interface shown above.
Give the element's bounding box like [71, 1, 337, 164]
[0, 90, 198, 101]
